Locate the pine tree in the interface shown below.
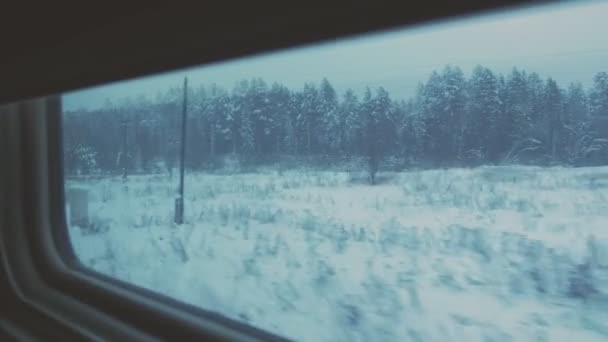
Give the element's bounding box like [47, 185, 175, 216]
[590, 72, 608, 117]
[528, 72, 545, 128]
[267, 82, 291, 154]
[319, 78, 340, 154]
[229, 80, 250, 154]
[341, 89, 360, 155]
[542, 78, 565, 162]
[503, 68, 537, 163]
[284, 91, 299, 155]
[298, 83, 321, 155]
[441, 65, 467, 162]
[246, 78, 271, 155]
[466, 65, 501, 163]
[361, 87, 377, 183]
[204, 84, 230, 159]
[564, 82, 590, 164]
[588, 72, 608, 163]
[420, 71, 445, 165]
[361, 87, 391, 184]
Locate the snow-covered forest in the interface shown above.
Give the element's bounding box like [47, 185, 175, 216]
[63, 65, 608, 341]
[63, 66, 608, 177]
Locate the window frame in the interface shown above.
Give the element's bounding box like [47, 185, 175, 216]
[0, 1, 541, 339]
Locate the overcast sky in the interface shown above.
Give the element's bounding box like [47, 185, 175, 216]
[64, 1, 608, 111]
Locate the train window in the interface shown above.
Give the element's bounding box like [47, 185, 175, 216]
[62, 1, 608, 340]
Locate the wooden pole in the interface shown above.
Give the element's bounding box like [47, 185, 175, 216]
[175, 77, 188, 224]
[121, 118, 128, 179]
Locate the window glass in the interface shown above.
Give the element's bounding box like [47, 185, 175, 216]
[63, 2, 608, 340]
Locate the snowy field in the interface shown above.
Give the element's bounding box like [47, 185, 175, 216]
[66, 165, 608, 341]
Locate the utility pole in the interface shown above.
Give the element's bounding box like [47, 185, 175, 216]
[175, 77, 188, 224]
[121, 118, 128, 180]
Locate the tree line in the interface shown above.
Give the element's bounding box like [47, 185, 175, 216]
[63, 66, 608, 178]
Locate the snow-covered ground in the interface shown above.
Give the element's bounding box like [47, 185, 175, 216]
[66, 165, 608, 341]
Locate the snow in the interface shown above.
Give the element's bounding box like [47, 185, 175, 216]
[66, 165, 608, 341]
